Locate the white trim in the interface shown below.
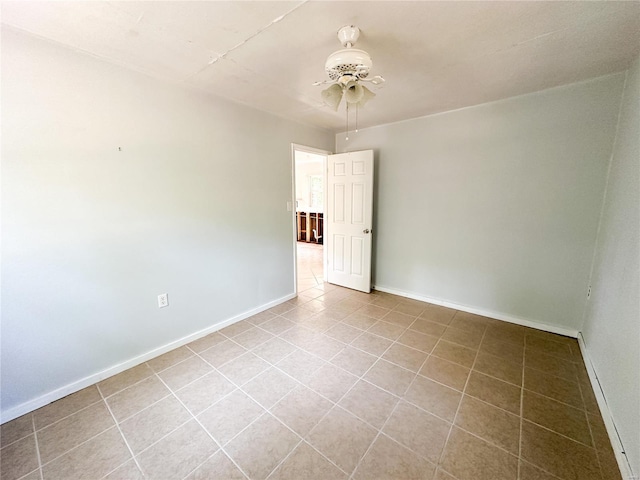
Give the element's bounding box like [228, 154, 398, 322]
[0, 293, 295, 424]
[577, 333, 635, 480]
[372, 284, 579, 338]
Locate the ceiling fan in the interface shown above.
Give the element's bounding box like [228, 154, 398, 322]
[314, 25, 385, 112]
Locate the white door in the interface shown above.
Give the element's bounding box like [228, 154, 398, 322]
[326, 150, 374, 293]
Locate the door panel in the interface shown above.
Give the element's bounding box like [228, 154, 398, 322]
[326, 150, 374, 293]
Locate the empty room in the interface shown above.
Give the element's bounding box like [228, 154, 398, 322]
[1, 2, 639, 480]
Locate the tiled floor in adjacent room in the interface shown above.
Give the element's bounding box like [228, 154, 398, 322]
[0, 243, 622, 480]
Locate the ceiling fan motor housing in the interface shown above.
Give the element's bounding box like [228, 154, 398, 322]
[325, 48, 373, 81]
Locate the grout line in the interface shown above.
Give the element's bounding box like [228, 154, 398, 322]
[31, 398, 104, 435]
[97, 388, 145, 476]
[433, 324, 489, 473]
[31, 415, 44, 480]
[517, 346, 526, 480]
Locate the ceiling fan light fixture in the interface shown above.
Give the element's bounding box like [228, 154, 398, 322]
[344, 80, 364, 104]
[321, 83, 344, 111]
[356, 85, 376, 108]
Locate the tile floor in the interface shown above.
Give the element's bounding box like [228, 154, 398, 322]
[0, 243, 623, 480]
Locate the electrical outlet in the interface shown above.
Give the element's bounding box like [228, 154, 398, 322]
[158, 293, 169, 308]
[587, 286, 592, 298]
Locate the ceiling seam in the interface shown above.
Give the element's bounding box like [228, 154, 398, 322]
[181, 0, 309, 82]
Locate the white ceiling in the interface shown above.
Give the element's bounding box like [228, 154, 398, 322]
[2, 1, 639, 132]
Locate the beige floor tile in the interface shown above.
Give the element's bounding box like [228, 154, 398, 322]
[342, 312, 379, 331]
[106, 376, 170, 422]
[371, 295, 401, 310]
[404, 376, 462, 422]
[226, 414, 300, 480]
[397, 330, 439, 353]
[393, 301, 427, 317]
[218, 352, 270, 386]
[588, 412, 613, 452]
[157, 356, 212, 391]
[354, 434, 436, 480]
[432, 341, 477, 368]
[351, 332, 393, 356]
[199, 339, 247, 368]
[523, 367, 583, 409]
[441, 327, 483, 350]
[367, 320, 406, 341]
[270, 442, 347, 480]
[419, 356, 470, 391]
[300, 334, 346, 361]
[269, 303, 296, 315]
[34, 386, 102, 430]
[484, 323, 526, 346]
[480, 337, 524, 365]
[103, 460, 144, 480]
[339, 380, 398, 429]
[383, 343, 429, 372]
[252, 337, 297, 364]
[147, 347, 193, 373]
[305, 364, 358, 402]
[271, 386, 333, 437]
[42, 427, 131, 480]
[579, 381, 600, 415]
[259, 317, 295, 336]
[330, 346, 378, 376]
[232, 327, 275, 350]
[98, 364, 154, 398]
[524, 351, 578, 382]
[187, 332, 226, 353]
[299, 298, 329, 313]
[282, 307, 316, 323]
[185, 451, 246, 479]
[465, 372, 521, 415]
[120, 396, 191, 454]
[243, 368, 298, 409]
[455, 396, 520, 454]
[520, 420, 602, 480]
[246, 310, 277, 326]
[197, 390, 264, 445]
[297, 313, 339, 333]
[449, 312, 488, 335]
[522, 390, 592, 446]
[382, 310, 416, 328]
[410, 319, 448, 337]
[433, 469, 458, 480]
[136, 420, 217, 480]
[419, 305, 456, 325]
[219, 320, 254, 338]
[525, 336, 573, 361]
[440, 427, 518, 480]
[364, 360, 416, 396]
[307, 407, 377, 475]
[596, 441, 624, 480]
[280, 325, 319, 349]
[38, 401, 114, 463]
[473, 352, 523, 386]
[382, 401, 450, 463]
[276, 349, 326, 383]
[0, 434, 39, 480]
[325, 323, 363, 343]
[0, 414, 33, 447]
[357, 304, 391, 320]
[518, 460, 560, 480]
[174, 370, 236, 415]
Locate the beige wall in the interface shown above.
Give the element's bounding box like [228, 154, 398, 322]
[0, 28, 333, 419]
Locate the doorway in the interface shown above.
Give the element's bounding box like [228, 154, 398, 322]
[292, 145, 329, 294]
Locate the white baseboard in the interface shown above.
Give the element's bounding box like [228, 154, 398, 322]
[577, 333, 636, 480]
[372, 285, 579, 338]
[1, 292, 296, 424]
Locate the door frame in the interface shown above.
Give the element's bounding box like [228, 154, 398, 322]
[291, 143, 331, 295]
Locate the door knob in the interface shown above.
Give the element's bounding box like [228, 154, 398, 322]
[363, 229, 370, 234]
